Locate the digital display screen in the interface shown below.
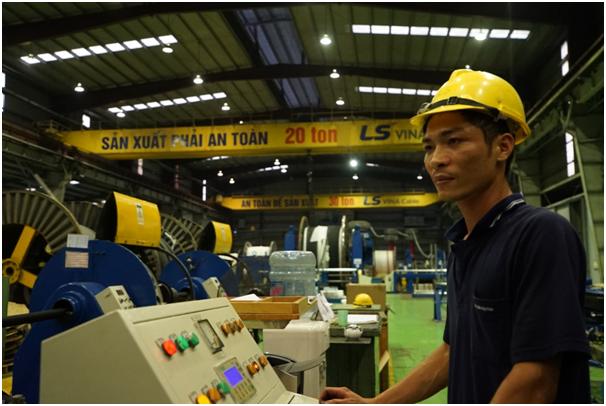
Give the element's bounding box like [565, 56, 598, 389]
[223, 366, 244, 387]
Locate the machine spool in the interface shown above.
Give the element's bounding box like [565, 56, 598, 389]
[2, 191, 82, 303]
[12, 240, 159, 403]
[159, 251, 239, 299]
[179, 217, 204, 243]
[64, 201, 103, 238]
[298, 217, 342, 268]
[160, 214, 197, 254]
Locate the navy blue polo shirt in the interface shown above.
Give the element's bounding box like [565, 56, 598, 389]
[443, 193, 590, 403]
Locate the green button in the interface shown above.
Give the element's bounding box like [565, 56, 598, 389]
[189, 333, 200, 347]
[217, 381, 231, 395]
[175, 335, 189, 351]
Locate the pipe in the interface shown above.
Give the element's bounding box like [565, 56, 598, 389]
[2, 307, 72, 327]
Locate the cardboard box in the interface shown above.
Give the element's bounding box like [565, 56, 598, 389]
[346, 284, 386, 311]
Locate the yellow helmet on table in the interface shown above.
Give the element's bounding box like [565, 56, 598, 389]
[353, 293, 374, 307]
[410, 69, 531, 144]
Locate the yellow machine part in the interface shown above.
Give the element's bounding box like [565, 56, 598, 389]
[111, 192, 161, 247]
[199, 221, 233, 253]
[2, 225, 38, 289]
[210, 221, 232, 253]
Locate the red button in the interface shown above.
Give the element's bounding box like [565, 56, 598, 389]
[162, 339, 178, 357]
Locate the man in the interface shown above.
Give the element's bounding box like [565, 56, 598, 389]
[320, 69, 590, 403]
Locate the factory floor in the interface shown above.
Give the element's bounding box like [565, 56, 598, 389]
[387, 293, 604, 404]
[387, 293, 447, 403]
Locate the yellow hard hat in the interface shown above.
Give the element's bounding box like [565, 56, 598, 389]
[353, 293, 373, 307]
[410, 69, 531, 144]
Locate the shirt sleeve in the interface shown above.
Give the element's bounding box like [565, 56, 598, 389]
[510, 210, 589, 363]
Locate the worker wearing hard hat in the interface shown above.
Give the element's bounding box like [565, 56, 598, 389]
[320, 69, 589, 403]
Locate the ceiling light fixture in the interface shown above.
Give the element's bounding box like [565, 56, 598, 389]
[193, 74, 204, 85]
[320, 34, 332, 46]
[229, 177, 235, 184]
[352, 174, 359, 180]
[417, 174, 423, 180]
[74, 82, 85, 93]
[217, 170, 224, 177]
[281, 168, 287, 173]
[330, 69, 340, 79]
[336, 97, 345, 106]
[239, 120, 244, 124]
[350, 159, 358, 168]
[465, 64, 471, 69]
[69, 180, 80, 185]
[274, 159, 280, 166]
[116, 112, 126, 118]
[221, 102, 230, 111]
[162, 46, 173, 54]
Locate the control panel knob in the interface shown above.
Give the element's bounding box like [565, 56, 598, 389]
[207, 387, 222, 403]
[195, 394, 211, 404]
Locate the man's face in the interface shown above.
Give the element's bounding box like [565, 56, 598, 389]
[422, 111, 502, 203]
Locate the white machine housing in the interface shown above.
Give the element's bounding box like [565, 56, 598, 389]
[264, 320, 330, 399]
[40, 297, 316, 404]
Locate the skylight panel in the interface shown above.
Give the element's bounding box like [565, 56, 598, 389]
[352, 24, 371, 34]
[429, 27, 448, 37]
[510, 30, 530, 39]
[489, 29, 510, 39]
[37, 53, 57, 62]
[89, 45, 108, 55]
[448, 27, 469, 37]
[358, 86, 373, 93]
[105, 43, 125, 52]
[410, 26, 429, 36]
[390, 26, 409, 35]
[371, 25, 390, 35]
[55, 50, 75, 60]
[71, 48, 91, 57]
[123, 40, 143, 49]
[158, 35, 178, 44]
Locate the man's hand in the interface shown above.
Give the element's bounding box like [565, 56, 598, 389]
[319, 387, 372, 404]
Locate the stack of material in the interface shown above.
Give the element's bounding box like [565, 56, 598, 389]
[3, 302, 30, 376]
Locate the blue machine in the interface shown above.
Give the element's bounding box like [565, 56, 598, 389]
[11, 240, 236, 403]
[12, 240, 158, 403]
[159, 251, 240, 299]
[284, 225, 297, 250]
[349, 225, 374, 269]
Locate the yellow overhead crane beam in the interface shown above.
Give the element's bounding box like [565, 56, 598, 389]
[57, 119, 423, 159]
[216, 192, 440, 211]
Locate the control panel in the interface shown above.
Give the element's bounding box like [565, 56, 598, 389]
[39, 297, 316, 403]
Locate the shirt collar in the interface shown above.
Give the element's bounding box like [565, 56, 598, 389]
[445, 193, 526, 242]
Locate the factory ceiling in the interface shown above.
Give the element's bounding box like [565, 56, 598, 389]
[2, 2, 604, 203]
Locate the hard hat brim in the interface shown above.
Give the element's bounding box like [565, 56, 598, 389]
[410, 105, 531, 145]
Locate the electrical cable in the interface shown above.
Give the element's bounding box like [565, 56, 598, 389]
[146, 246, 195, 300]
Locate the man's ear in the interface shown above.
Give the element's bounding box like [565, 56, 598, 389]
[495, 132, 515, 162]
